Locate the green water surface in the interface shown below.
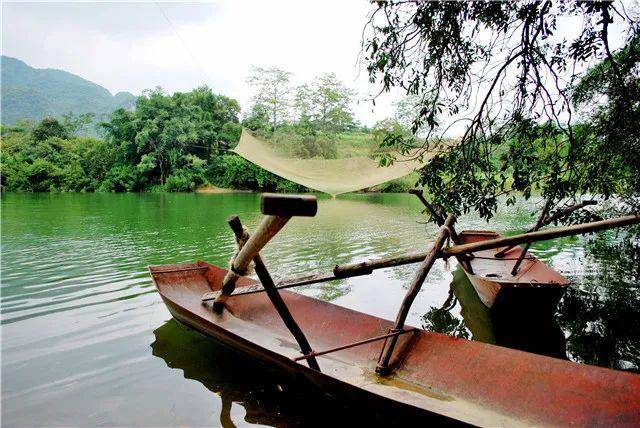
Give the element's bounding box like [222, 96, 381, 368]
[2, 193, 637, 426]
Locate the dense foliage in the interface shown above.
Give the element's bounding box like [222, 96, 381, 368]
[99, 86, 242, 191]
[1, 54, 422, 194]
[1, 86, 308, 193]
[245, 68, 359, 133]
[1, 122, 117, 192]
[364, 1, 639, 220]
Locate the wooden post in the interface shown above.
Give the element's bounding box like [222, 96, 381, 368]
[409, 189, 473, 272]
[376, 214, 456, 374]
[226, 215, 320, 371]
[213, 193, 317, 312]
[510, 199, 552, 275]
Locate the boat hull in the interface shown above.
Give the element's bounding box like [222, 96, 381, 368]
[458, 230, 569, 310]
[150, 261, 640, 427]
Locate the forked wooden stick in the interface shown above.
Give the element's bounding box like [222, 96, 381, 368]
[212, 194, 316, 311]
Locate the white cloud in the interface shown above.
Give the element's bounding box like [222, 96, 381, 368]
[1, 0, 399, 125]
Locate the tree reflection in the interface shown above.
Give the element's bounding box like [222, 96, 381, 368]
[557, 233, 640, 372]
[423, 267, 566, 359]
[422, 230, 639, 372]
[421, 282, 469, 340]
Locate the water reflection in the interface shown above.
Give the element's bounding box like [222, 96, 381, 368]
[151, 319, 453, 427]
[422, 268, 492, 343]
[557, 234, 640, 372]
[152, 320, 308, 427]
[423, 267, 567, 360]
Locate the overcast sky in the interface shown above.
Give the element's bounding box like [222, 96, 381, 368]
[2, 1, 401, 125]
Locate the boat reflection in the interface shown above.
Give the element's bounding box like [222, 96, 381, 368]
[151, 319, 445, 427]
[152, 319, 320, 427]
[422, 267, 567, 360]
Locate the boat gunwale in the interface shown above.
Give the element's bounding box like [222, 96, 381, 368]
[149, 260, 640, 428]
[458, 230, 570, 288]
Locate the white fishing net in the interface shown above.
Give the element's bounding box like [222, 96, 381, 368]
[233, 129, 447, 195]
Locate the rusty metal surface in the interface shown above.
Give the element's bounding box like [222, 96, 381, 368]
[149, 261, 640, 427]
[293, 328, 417, 362]
[458, 230, 569, 308]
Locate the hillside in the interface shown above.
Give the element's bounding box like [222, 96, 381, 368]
[1, 56, 136, 125]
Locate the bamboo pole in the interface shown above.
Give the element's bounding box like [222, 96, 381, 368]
[204, 214, 639, 299]
[226, 215, 320, 371]
[376, 214, 456, 374]
[495, 199, 597, 258]
[510, 199, 552, 275]
[442, 214, 639, 257]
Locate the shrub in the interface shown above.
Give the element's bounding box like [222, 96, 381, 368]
[164, 169, 207, 192]
[99, 165, 142, 192]
[26, 158, 61, 191]
[164, 173, 193, 192]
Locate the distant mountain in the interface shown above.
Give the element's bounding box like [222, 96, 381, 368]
[1, 56, 136, 125]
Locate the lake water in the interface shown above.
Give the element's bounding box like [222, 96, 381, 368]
[2, 193, 638, 426]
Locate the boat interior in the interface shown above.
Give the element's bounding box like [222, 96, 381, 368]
[150, 261, 639, 427]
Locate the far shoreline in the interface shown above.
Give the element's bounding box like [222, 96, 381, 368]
[195, 184, 254, 194]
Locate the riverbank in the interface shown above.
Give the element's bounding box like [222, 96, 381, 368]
[194, 184, 254, 194]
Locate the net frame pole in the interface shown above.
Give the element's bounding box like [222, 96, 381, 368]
[375, 214, 456, 375]
[226, 215, 320, 371]
[409, 189, 474, 273]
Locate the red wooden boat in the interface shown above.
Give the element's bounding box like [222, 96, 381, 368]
[457, 230, 569, 310]
[149, 261, 640, 426]
[150, 194, 640, 426]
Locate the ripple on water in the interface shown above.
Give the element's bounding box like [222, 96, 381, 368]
[2, 193, 630, 426]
